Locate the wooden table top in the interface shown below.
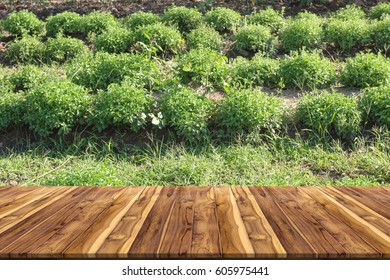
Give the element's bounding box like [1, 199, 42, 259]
[0, 186, 389, 259]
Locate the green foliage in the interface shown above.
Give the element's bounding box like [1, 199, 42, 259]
[330, 4, 366, 20]
[162, 6, 203, 33]
[371, 17, 390, 51]
[67, 52, 161, 91]
[7, 65, 50, 91]
[295, 91, 361, 141]
[89, 81, 153, 132]
[359, 85, 390, 128]
[5, 36, 45, 64]
[3, 10, 45, 37]
[205, 7, 241, 32]
[186, 25, 223, 51]
[234, 24, 274, 53]
[370, 2, 390, 19]
[0, 87, 24, 129]
[45, 35, 88, 63]
[340, 52, 390, 88]
[122, 11, 161, 29]
[79, 11, 118, 35]
[24, 80, 90, 136]
[45, 11, 82, 37]
[159, 86, 214, 141]
[280, 50, 336, 89]
[325, 18, 371, 51]
[280, 12, 323, 51]
[176, 48, 229, 89]
[217, 88, 286, 134]
[248, 7, 285, 32]
[93, 26, 132, 53]
[131, 23, 185, 54]
[231, 53, 280, 87]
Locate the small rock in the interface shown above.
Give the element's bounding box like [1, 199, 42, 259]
[9, 180, 18, 186]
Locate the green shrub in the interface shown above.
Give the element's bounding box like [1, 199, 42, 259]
[359, 85, 390, 128]
[217, 88, 286, 134]
[159, 86, 214, 140]
[295, 91, 361, 141]
[131, 23, 185, 54]
[176, 48, 229, 89]
[340, 52, 390, 88]
[24, 80, 90, 136]
[234, 24, 274, 53]
[3, 10, 45, 37]
[45, 11, 82, 37]
[280, 50, 336, 89]
[186, 25, 223, 51]
[325, 18, 371, 51]
[93, 26, 132, 53]
[5, 36, 45, 64]
[89, 80, 153, 132]
[371, 17, 390, 51]
[248, 7, 285, 32]
[330, 4, 366, 20]
[205, 7, 241, 32]
[162, 6, 203, 33]
[7, 65, 50, 91]
[45, 35, 88, 63]
[122, 11, 161, 29]
[79, 11, 118, 35]
[280, 12, 323, 51]
[67, 52, 161, 91]
[370, 2, 390, 19]
[231, 53, 280, 87]
[0, 87, 24, 130]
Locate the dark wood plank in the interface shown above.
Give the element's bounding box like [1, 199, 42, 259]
[0, 186, 45, 206]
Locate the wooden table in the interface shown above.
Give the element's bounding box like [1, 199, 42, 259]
[0, 186, 389, 259]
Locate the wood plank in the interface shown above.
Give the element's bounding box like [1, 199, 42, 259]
[301, 187, 390, 257]
[249, 187, 316, 258]
[214, 186, 254, 258]
[157, 186, 196, 258]
[190, 186, 221, 258]
[231, 186, 287, 258]
[0, 186, 44, 206]
[96, 186, 162, 258]
[63, 187, 144, 258]
[128, 186, 178, 258]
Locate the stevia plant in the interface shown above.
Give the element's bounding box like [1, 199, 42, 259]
[162, 6, 203, 33]
[45, 11, 82, 37]
[205, 7, 242, 32]
[248, 7, 285, 33]
[186, 25, 223, 51]
[233, 24, 275, 54]
[3, 10, 45, 37]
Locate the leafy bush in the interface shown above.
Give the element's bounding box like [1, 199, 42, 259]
[45, 11, 82, 37]
[295, 91, 361, 141]
[45, 35, 88, 63]
[340, 52, 390, 88]
[371, 17, 390, 51]
[359, 85, 390, 128]
[370, 2, 390, 19]
[325, 18, 371, 51]
[248, 7, 285, 32]
[5, 36, 45, 64]
[162, 6, 203, 33]
[186, 25, 223, 51]
[280, 50, 336, 89]
[205, 7, 241, 32]
[280, 12, 323, 51]
[79, 11, 118, 35]
[67, 52, 161, 91]
[3, 10, 45, 37]
[176, 48, 229, 89]
[234, 24, 274, 53]
[159, 86, 214, 140]
[89, 81, 153, 132]
[231, 53, 280, 87]
[122, 11, 161, 29]
[93, 26, 132, 53]
[131, 23, 185, 54]
[7, 65, 50, 91]
[24, 80, 90, 136]
[330, 4, 366, 20]
[217, 88, 286, 134]
[0, 87, 24, 130]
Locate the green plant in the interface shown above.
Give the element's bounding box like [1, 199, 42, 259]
[186, 25, 223, 51]
[280, 50, 336, 89]
[159, 86, 214, 141]
[248, 7, 285, 32]
[89, 80, 153, 132]
[295, 91, 361, 141]
[45, 35, 88, 63]
[7, 65, 50, 91]
[122, 11, 161, 29]
[234, 24, 274, 53]
[3, 10, 45, 37]
[162, 6, 203, 33]
[330, 4, 366, 20]
[5, 36, 45, 64]
[371, 17, 390, 51]
[24, 80, 90, 136]
[93, 26, 132, 53]
[370, 2, 390, 19]
[205, 7, 241, 32]
[176, 48, 229, 89]
[359, 85, 390, 128]
[280, 12, 323, 51]
[0, 87, 25, 130]
[79, 11, 118, 35]
[217, 88, 286, 134]
[45, 11, 82, 37]
[340, 52, 390, 88]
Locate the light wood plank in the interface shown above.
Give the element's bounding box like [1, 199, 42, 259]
[0, 186, 45, 206]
